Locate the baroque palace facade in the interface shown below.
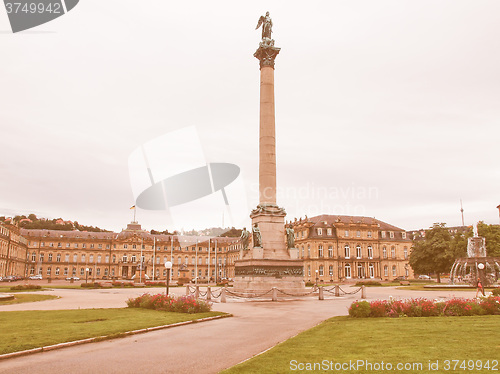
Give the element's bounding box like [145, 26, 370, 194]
[5, 214, 413, 282]
[290, 215, 413, 283]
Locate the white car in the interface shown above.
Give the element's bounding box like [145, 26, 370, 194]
[418, 275, 431, 280]
[29, 274, 42, 280]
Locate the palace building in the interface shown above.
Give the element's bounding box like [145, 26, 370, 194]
[0, 221, 28, 278]
[7, 214, 413, 283]
[21, 222, 241, 282]
[291, 214, 413, 282]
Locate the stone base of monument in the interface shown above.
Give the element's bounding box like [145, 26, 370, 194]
[233, 259, 305, 297]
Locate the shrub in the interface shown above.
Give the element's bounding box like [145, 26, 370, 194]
[348, 300, 371, 318]
[112, 281, 134, 288]
[10, 284, 42, 291]
[480, 296, 500, 315]
[127, 293, 211, 313]
[369, 300, 389, 317]
[305, 281, 315, 287]
[355, 281, 382, 287]
[145, 281, 166, 287]
[81, 282, 102, 288]
[492, 288, 500, 296]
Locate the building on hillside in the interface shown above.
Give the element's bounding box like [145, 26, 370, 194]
[290, 214, 413, 282]
[0, 222, 28, 277]
[21, 222, 241, 282]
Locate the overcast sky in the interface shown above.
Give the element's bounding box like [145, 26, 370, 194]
[1, 0, 499, 233]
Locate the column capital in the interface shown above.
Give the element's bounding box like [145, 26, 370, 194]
[254, 43, 281, 69]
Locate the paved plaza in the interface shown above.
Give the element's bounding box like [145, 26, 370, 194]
[0, 284, 478, 374]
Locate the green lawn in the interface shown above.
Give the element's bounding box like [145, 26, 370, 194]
[222, 315, 500, 374]
[0, 294, 58, 305]
[0, 308, 227, 354]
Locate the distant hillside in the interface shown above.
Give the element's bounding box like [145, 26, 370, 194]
[0, 214, 110, 232]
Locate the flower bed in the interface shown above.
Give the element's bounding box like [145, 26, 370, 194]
[10, 284, 42, 291]
[127, 293, 211, 313]
[349, 296, 500, 318]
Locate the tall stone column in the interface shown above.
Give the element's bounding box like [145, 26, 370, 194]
[233, 13, 304, 296]
[255, 49, 280, 205]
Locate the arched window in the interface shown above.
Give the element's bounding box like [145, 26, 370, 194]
[345, 264, 351, 278]
[391, 246, 396, 258]
[356, 245, 362, 258]
[384, 265, 388, 276]
[367, 245, 373, 258]
[344, 245, 350, 258]
[392, 265, 397, 276]
[382, 246, 387, 259]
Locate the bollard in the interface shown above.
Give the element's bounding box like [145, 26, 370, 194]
[272, 287, 278, 301]
[207, 286, 211, 302]
[195, 285, 200, 299]
[319, 286, 324, 300]
[361, 285, 366, 299]
[335, 285, 340, 297]
[221, 287, 227, 303]
[186, 285, 190, 295]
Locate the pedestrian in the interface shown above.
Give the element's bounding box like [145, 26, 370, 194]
[476, 278, 485, 297]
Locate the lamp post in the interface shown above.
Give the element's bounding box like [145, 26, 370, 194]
[315, 269, 319, 287]
[164, 261, 172, 296]
[85, 267, 89, 284]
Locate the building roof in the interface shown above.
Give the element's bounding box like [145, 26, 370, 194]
[294, 214, 406, 232]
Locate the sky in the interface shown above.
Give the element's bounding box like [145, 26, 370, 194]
[0, 0, 499, 233]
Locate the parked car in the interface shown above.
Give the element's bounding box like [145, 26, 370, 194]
[65, 277, 80, 281]
[418, 275, 432, 280]
[1, 275, 15, 282]
[394, 276, 406, 281]
[28, 274, 43, 280]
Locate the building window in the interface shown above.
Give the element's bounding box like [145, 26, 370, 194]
[65, 254, 69, 262]
[382, 247, 387, 259]
[122, 255, 127, 263]
[316, 228, 322, 236]
[390, 231, 394, 239]
[47, 267, 51, 276]
[404, 247, 408, 260]
[124, 244, 128, 249]
[131, 255, 136, 263]
[384, 265, 388, 277]
[41, 242, 45, 247]
[307, 245, 311, 258]
[55, 267, 60, 275]
[74, 243, 78, 248]
[178, 256, 182, 264]
[356, 230, 361, 238]
[391, 246, 396, 259]
[367, 245, 373, 259]
[80, 268, 85, 276]
[328, 246, 333, 258]
[402, 232, 407, 239]
[98, 244, 102, 249]
[96, 268, 101, 276]
[381, 231, 386, 238]
[318, 245, 323, 258]
[81, 254, 86, 262]
[369, 263, 374, 278]
[329, 265, 333, 276]
[48, 253, 53, 262]
[57, 243, 61, 248]
[392, 265, 397, 276]
[73, 254, 77, 262]
[82, 244, 86, 248]
[106, 244, 110, 249]
[327, 228, 332, 236]
[132, 244, 136, 249]
[112, 255, 116, 263]
[56, 254, 61, 262]
[31, 252, 36, 261]
[66, 243, 70, 248]
[307, 265, 311, 277]
[344, 230, 349, 237]
[356, 245, 362, 259]
[90, 244, 94, 249]
[89, 255, 94, 263]
[357, 263, 364, 278]
[64, 267, 68, 276]
[367, 231, 372, 238]
[344, 245, 350, 259]
[345, 264, 351, 279]
[72, 267, 76, 276]
[97, 255, 102, 263]
[105, 255, 110, 263]
[156, 256, 160, 264]
[319, 265, 324, 276]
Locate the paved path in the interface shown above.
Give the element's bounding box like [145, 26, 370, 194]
[0, 286, 478, 374]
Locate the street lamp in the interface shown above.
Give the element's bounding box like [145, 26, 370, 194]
[315, 269, 319, 287]
[85, 267, 89, 284]
[164, 261, 172, 296]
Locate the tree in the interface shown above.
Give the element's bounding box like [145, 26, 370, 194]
[409, 223, 457, 283]
[478, 221, 500, 257]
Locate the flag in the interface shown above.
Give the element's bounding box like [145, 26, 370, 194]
[130, 205, 136, 210]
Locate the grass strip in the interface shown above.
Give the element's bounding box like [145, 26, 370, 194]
[0, 308, 226, 355]
[0, 294, 58, 305]
[222, 315, 500, 374]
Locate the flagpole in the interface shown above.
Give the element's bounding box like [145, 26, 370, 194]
[152, 236, 156, 281]
[208, 238, 211, 285]
[170, 235, 174, 283]
[195, 239, 198, 286]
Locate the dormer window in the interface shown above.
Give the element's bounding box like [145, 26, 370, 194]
[402, 232, 407, 239]
[317, 228, 323, 235]
[381, 231, 386, 238]
[327, 228, 332, 236]
[389, 231, 394, 238]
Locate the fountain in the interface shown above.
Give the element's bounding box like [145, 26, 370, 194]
[450, 224, 500, 286]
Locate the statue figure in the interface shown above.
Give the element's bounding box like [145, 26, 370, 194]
[252, 223, 262, 248]
[240, 227, 250, 250]
[286, 224, 295, 249]
[473, 223, 479, 237]
[255, 11, 273, 41]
